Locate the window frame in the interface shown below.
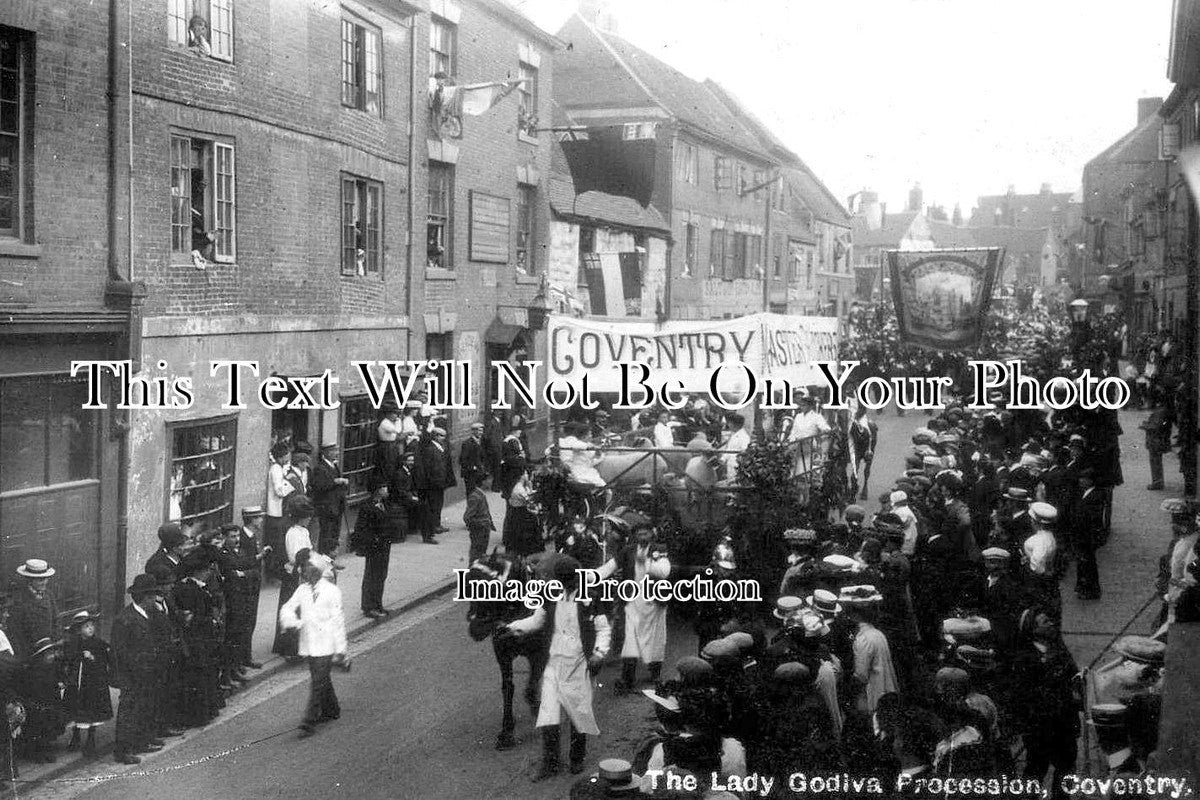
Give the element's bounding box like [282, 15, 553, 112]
[168, 0, 234, 61]
[709, 227, 725, 277]
[713, 156, 731, 192]
[517, 61, 539, 138]
[341, 12, 383, 116]
[341, 173, 383, 276]
[0, 28, 30, 242]
[429, 15, 457, 79]
[516, 183, 535, 273]
[338, 395, 378, 502]
[683, 222, 697, 276]
[164, 414, 238, 531]
[169, 132, 237, 263]
[427, 161, 454, 270]
[0, 375, 100, 494]
[675, 141, 698, 185]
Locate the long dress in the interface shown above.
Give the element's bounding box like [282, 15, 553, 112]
[620, 550, 669, 665]
[61, 636, 114, 725]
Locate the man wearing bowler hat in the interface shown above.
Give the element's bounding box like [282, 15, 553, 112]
[310, 443, 349, 556]
[146, 523, 189, 582]
[111, 574, 168, 764]
[9, 559, 59, 663]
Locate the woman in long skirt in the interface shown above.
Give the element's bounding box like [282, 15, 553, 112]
[273, 496, 316, 659]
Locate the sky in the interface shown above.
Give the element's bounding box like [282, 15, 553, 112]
[511, 0, 1175, 218]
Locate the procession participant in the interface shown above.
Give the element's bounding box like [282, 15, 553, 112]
[464, 473, 496, 567]
[502, 470, 542, 557]
[692, 538, 743, 653]
[279, 555, 348, 738]
[350, 475, 392, 619]
[611, 528, 671, 695]
[417, 427, 456, 539]
[146, 523, 189, 582]
[460, 421, 489, 492]
[310, 443, 349, 555]
[559, 421, 606, 488]
[8, 559, 59, 663]
[1072, 470, 1104, 600]
[849, 401, 878, 501]
[504, 556, 611, 780]
[219, 521, 263, 672]
[719, 413, 750, 480]
[61, 611, 113, 757]
[111, 574, 167, 765]
[272, 495, 317, 660]
[497, 418, 528, 499]
[652, 411, 675, 450]
[265, 442, 295, 580]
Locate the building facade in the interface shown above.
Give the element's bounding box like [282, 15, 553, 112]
[0, 1, 132, 616]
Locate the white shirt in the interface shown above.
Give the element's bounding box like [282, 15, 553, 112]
[653, 422, 674, 450]
[722, 427, 751, 476]
[285, 524, 314, 571]
[1023, 529, 1057, 575]
[279, 578, 347, 657]
[266, 462, 295, 517]
[789, 410, 830, 443]
[893, 505, 919, 556]
[377, 417, 401, 442]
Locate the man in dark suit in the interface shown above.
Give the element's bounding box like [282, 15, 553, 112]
[146, 523, 189, 582]
[460, 422, 488, 492]
[417, 428, 457, 540]
[497, 419, 528, 499]
[219, 514, 264, 672]
[981, 547, 1028, 649]
[482, 410, 506, 486]
[9, 559, 60, 663]
[111, 574, 168, 764]
[310, 444, 349, 555]
[1073, 470, 1105, 600]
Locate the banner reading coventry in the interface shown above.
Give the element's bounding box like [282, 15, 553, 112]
[887, 247, 1002, 351]
[548, 313, 839, 395]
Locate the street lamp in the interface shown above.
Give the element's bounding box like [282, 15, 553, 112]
[527, 274, 551, 330]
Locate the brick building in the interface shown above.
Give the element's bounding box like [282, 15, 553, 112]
[417, 0, 558, 453]
[0, 2, 134, 617]
[120, 0, 424, 588]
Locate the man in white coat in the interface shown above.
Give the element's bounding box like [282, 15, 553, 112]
[279, 554, 348, 737]
[504, 555, 610, 780]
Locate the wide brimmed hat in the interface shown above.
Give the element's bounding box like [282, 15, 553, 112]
[955, 644, 998, 670]
[1090, 702, 1128, 723]
[596, 758, 639, 794]
[773, 595, 804, 620]
[127, 573, 165, 597]
[807, 589, 842, 616]
[822, 554, 857, 572]
[699, 637, 740, 663]
[241, 505, 266, 520]
[982, 547, 1011, 562]
[1003, 487, 1031, 502]
[1113, 635, 1166, 665]
[839, 585, 884, 604]
[16, 559, 55, 579]
[1030, 502, 1058, 524]
[67, 610, 100, 628]
[30, 637, 62, 658]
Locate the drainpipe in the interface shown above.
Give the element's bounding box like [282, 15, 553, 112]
[405, 14, 417, 363]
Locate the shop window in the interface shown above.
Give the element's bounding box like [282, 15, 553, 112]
[429, 15, 456, 78]
[0, 376, 98, 493]
[0, 28, 31, 242]
[341, 174, 382, 276]
[166, 416, 236, 531]
[168, 0, 234, 61]
[341, 13, 382, 115]
[170, 134, 236, 264]
[427, 161, 453, 269]
[339, 396, 377, 499]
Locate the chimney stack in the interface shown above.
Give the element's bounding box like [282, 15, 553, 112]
[1138, 96, 1164, 123]
[859, 190, 882, 231]
[907, 182, 924, 213]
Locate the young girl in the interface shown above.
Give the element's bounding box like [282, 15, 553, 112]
[61, 611, 112, 756]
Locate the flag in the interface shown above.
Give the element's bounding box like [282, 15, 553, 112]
[888, 248, 1002, 351]
[457, 80, 525, 116]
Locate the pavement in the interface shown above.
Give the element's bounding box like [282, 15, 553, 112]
[12, 405, 1190, 798]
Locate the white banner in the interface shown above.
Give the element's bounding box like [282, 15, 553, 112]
[547, 312, 839, 394]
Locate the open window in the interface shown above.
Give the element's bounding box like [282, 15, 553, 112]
[170, 134, 236, 265]
[168, 0, 233, 61]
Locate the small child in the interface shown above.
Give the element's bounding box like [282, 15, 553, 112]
[15, 638, 67, 763]
[61, 612, 113, 757]
[463, 474, 495, 565]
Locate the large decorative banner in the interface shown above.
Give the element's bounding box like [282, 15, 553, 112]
[548, 312, 839, 394]
[887, 248, 1002, 350]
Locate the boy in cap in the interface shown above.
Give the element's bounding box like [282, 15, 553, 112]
[111, 575, 167, 764]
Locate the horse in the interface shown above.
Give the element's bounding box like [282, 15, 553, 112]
[464, 551, 549, 750]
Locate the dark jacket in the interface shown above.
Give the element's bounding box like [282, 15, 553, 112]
[497, 434, 527, 498]
[460, 435, 488, 488]
[416, 440, 456, 491]
[9, 588, 59, 663]
[145, 550, 183, 583]
[310, 457, 347, 517]
[1073, 487, 1106, 546]
[110, 604, 159, 689]
[350, 499, 393, 554]
[463, 488, 495, 531]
